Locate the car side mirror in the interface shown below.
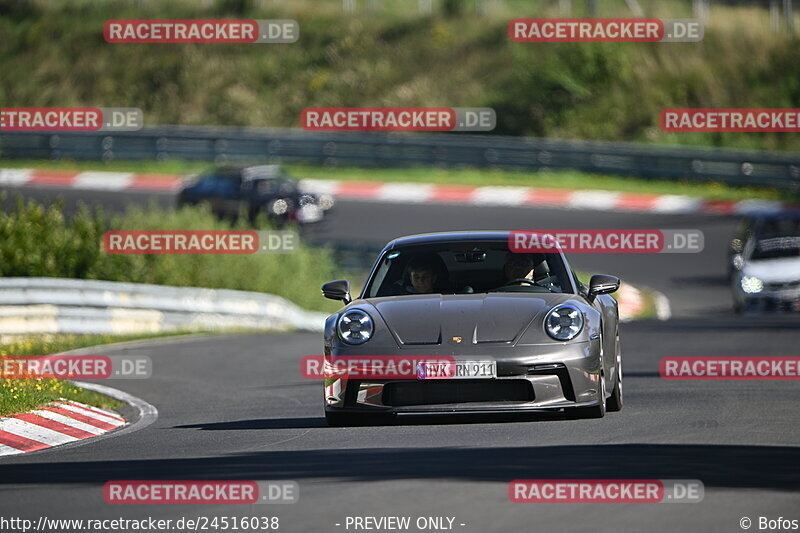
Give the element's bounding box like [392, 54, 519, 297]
[322, 280, 351, 304]
[588, 274, 620, 302]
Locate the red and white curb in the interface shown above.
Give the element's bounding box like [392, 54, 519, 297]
[617, 283, 645, 322]
[1, 169, 795, 216]
[299, 179, 795, 216]
[618, 283, 671, 322]
[0, 399, 126, 456]
[0, 168, 181, 191]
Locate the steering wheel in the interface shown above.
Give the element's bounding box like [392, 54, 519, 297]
[505, 278, 537, 286]
[493, 278, 557, 292]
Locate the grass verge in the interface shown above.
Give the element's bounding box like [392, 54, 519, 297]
[0, 194, 340, 313]
[0, 332, 196, 416]
[1, 1, 799, 152]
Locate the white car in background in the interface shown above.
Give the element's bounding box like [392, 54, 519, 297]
[733, 225, 800, 313]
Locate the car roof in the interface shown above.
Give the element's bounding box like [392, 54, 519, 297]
[385, 231, 515, 250]
[212, 165, 286, 180]
[745, 210, 800, 221]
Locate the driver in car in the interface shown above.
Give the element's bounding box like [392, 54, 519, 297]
[500, 252, 554, 289]
[503, 252, 536, 281]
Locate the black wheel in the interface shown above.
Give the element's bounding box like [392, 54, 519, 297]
[607, 363, 623, 412]
[607, 340, 623, 412]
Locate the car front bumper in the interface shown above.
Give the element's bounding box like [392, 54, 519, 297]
[323, 341, 606, 414]
[734, 286, 800, 311]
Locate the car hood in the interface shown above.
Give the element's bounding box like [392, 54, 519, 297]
[742, 256, 800, 283]
[368, 293, 571, 345]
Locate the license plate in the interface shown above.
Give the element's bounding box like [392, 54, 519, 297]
[417, 360, 496, 380]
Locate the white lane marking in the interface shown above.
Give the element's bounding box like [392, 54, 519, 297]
[52, 403, 126, 426]
[0, 168, 34, 186]
[618, 283, 644, 322]
[376, 183, 434, 203]
[568, 190, 620, 210]
[63, 400, 125, 421]
[73, 172, 134, 190]
[298, 179, 340, 195]
[654, 290, 672, 321]
[472, 186, 530, 205]
[0, 419, 78, 446]
[70, 380, 158, 438]
[0, 443, 25, 456]
[651, 195, 703, 213]
[29, 410, 106, 435]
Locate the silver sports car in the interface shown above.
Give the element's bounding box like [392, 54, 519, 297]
[320, 231, 623, 426]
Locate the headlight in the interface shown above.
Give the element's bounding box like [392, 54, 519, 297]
[545, 304, 584, 341]
[319, 194, 335, 211]
[741, 275, 764, 294]
[272, 199, 289, 215]
[337, 309, 374, 345]
[732, 254, 744, 270]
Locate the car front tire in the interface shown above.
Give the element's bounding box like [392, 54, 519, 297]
[607, 367, 623, 412]
[607, 348, 623, 412]
[570, 373, 606, 419]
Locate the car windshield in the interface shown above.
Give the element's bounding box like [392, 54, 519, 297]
[242, 165, 291, 181]
[750, 235, 800, 260]
[364, 241, 574, 298]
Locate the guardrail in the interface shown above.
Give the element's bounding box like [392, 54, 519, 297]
[0, 278, 327, 336]
[2, 126, 799, 190]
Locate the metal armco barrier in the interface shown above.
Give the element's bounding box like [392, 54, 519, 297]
[1, 126, 799, 190]
[0, 278, 327, 335]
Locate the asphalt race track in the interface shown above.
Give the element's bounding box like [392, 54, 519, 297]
[1, 183, 799, 532]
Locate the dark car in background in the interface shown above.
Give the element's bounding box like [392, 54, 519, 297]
[176, 165, 333, 226]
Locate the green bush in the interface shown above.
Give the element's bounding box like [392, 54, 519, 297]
[0, 195, 338, 312]
[0, 1, 797, 150]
